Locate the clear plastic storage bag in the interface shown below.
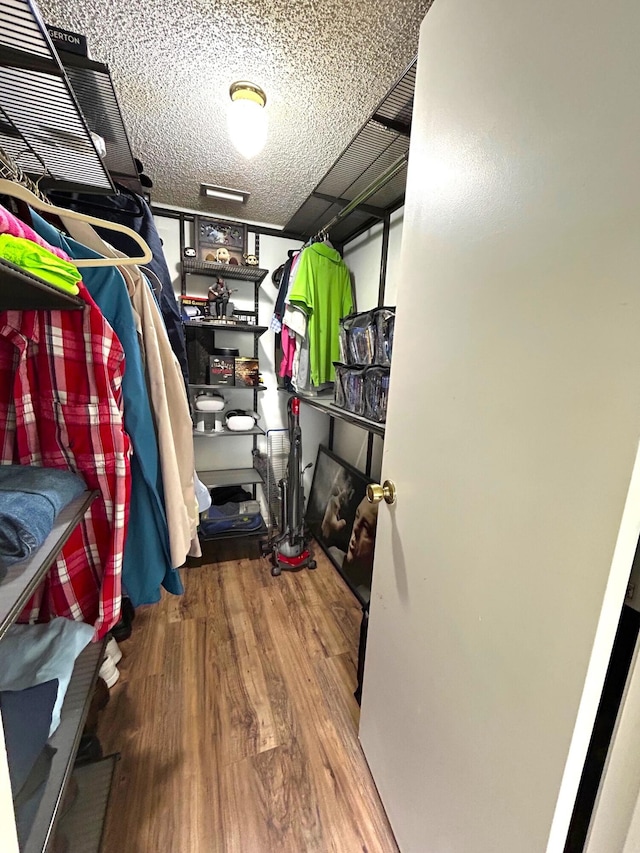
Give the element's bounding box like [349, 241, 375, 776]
[333, 364, 367, 415]
[334, 363, 349, 410]
[373, 308, 395, 366]
[339, 308, 396, 366]
[364, 365, 391, 423]
[339, 311, 376, 365]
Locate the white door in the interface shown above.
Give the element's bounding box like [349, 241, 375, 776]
[359, 1, 640, 851]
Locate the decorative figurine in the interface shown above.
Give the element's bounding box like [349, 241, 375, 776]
[215, 247, 230, 264]
[243, 253, 259, 266]
[208, 278, 237, 319]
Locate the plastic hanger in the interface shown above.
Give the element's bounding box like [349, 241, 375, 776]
[0, 179, 152, 268]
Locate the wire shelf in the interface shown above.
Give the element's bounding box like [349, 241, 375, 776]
[253, 429, 290, 530]
[182, 258, 269, 283]
[57, 52, 142, 193]
[0, 0, 114, 193]
[285, 59, 416, 244]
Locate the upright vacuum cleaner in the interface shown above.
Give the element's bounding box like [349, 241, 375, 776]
[264, 396, 316, 576]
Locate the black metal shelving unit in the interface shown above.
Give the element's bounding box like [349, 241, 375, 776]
[0, 491, 97, 641]
[294, 392, 386, 439]
[56, 756, 118, 853]
[281, 63, 414, 715]
[183, 262, 270, 537]
[0, 4, 132, 849]
[54, 50, 142, 194]
[189, 383, 267, 392]
[193, 426, 265, 438]
[0, 488, 106, 853]
[182, 258, 268, 284]
[279, 62, 412, 498]
[183, 320, 268, 335]
[0, 258, 86, 312]
[285, 58, 416, 247]
[197, 467, 264, 489]
[23, 639, 107, 853]
[0, 0, 113, 194]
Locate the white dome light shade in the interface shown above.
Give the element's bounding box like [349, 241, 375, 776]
[228, 82, 268, 160]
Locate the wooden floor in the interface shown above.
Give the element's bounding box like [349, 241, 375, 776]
[97, 542, 399, 853]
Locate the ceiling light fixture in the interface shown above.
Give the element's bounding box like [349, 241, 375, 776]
[228, 81, 268, 160]
[200, 183, 250, 203]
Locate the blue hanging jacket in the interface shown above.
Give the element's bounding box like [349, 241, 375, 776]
[30, 211, 183, 604]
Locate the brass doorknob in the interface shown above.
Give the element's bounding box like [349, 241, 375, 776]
[366, 480, 397, 505]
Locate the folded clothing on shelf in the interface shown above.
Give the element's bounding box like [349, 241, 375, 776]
[0, 618, 94, 735]
[0, 233, 81, 295]
[0, 464, 86, 571]
[199, 501, 263, 537]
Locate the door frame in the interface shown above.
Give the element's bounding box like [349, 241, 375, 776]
[585, 629, 640, 851]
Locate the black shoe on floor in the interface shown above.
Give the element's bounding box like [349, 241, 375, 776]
[110, 617, 131, 643]
[121, 596, 136, 623]
[75, 733, 102, 766]
[111, 596, 135, 642]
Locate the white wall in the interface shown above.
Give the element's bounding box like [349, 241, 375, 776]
[343, 223, 384, 312]
[384, 206, 405, 307]
[154, 214, 183, 298]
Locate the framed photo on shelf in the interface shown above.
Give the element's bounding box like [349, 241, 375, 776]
[195, 216, 247, 266]
[305, 445, 378, 605]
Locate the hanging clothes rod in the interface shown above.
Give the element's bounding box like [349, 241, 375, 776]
[314, 152, 409, 240]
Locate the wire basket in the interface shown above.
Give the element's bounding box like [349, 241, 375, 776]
[252, 428, 289, 530]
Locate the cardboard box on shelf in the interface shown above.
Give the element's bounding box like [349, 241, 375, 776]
[209, 356, 235, 385]
[234, 357, 260, 388]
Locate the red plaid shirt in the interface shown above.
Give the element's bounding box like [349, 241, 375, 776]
[0, 282, 131, 638]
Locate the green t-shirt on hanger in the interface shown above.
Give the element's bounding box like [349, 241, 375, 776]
[288, 242, 353, 386]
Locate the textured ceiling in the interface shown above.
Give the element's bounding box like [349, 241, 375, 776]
[38, 0, 432, 226]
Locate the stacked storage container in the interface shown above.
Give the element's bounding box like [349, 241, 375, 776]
[334, 307, 395, 423]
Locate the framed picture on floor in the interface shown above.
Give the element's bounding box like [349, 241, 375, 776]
[195, 216, 247, 265]
[306, 445, 378, 605]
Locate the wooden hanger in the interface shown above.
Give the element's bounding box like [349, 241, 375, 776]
[0, 179, 153, 268]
